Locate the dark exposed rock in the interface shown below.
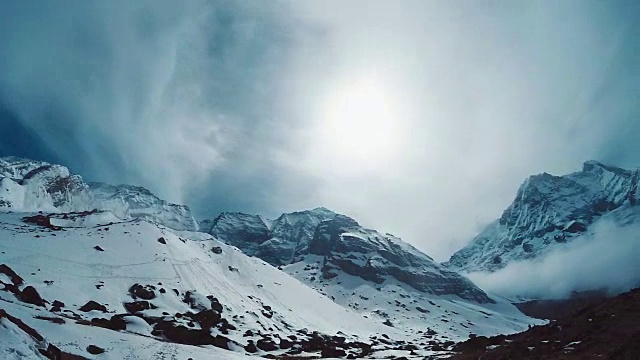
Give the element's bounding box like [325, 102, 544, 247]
[22, 214, 62, 230]
[451, 288, 640, 359]
[129, 283, 156, 300]
[124, 301, 155, 314]
[0, 308, 44, 341]
[50, 300, 65, 312]
[565, 221, 587, 233]
[244, 341, 258, 353]
[206, 208, 335, 266]
[211, 246, 223, 254]
[154, 319, 232, 349]
[0, 308, 87, 359]
[256, 338, 278, 351]
[34, 315, 65, 324]
[79, 300, 107, 312]
[157, 237, 166, 244]
[42, 343, 88, 360]
[90, 315, 126, 331]
[19, 286, 46, 306]
[279, 338, 293, 349]
[207, 295, 224, 313]
[86, 345, 105, 354]
[192, 309, 222, 329]
[0, 264, 24, 286]
[321, 347, 347, 358]
[93, 246, 104, 252]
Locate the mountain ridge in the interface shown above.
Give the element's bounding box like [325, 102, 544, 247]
[445, 160, 639, 273]
[202, 208, 492, 303]
[0, 156, 198, 231]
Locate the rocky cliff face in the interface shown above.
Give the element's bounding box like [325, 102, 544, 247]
[0, 157, 197, 231]
[446, 161, 639, 272]
[203, 208, 492, 303]
[0, 157, 92, 212]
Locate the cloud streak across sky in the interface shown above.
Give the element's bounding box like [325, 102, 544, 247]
[0, 1, 638, 260]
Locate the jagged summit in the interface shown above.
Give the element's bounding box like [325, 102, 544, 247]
[446, 161, 639, 273]
[0, 156, 49, 179]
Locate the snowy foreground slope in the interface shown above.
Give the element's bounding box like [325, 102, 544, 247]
[0, 209, 539, 359]
[446, 161, 639, 273]
[1, 210, 448, 359]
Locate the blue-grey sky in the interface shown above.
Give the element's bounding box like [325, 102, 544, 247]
[0, 0, 638, 260]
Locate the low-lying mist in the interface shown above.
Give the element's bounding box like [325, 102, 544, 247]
[467, 218, 640, 299]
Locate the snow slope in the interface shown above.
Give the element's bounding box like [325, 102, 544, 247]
[0, 210, 456, 359]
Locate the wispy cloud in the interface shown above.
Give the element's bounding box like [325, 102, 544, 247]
[0, 1, 638, 261]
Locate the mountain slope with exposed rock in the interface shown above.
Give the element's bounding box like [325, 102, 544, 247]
[446, 161, 639, 273]
[202, 208, 539, 342]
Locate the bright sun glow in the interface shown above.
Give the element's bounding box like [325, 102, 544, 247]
[315, 76, 402, 171]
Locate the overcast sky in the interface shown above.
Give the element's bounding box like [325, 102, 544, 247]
[0, 0, 638, 261]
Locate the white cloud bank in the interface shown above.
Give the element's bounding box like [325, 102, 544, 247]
[468, 219, 640, 299]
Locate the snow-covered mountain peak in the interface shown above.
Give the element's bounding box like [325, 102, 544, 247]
[0, 156, 198, 231]
[447, 161, 639, 273]
[204, 208, 498, 303]
[0, 156, 49, 179]
[89, 182, 198, 231]
[0, 157, 93, 213]
[273, 207, 337, 228]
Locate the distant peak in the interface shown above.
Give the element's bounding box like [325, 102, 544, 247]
[309, 206, 336, 214]
[582, 160, 604, 171]
[582, 160, 627, 175]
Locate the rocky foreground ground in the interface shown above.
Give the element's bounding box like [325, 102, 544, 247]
[450, 288, 640, 359]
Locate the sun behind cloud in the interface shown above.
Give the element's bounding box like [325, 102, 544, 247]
[310, 72, 405, 174]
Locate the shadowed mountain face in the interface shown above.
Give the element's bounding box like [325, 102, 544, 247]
[446, 161, 639, 273]
[202, 208, 493, 303]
